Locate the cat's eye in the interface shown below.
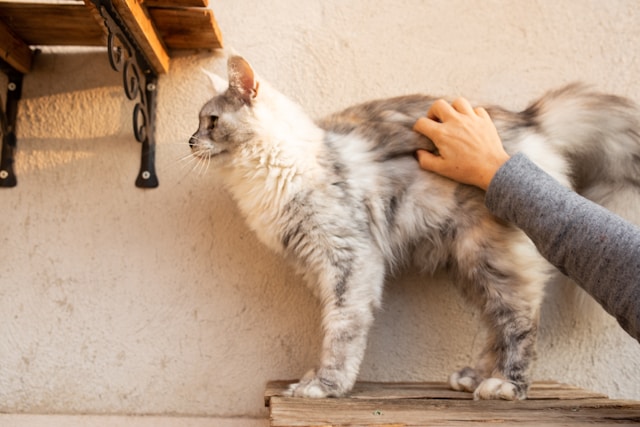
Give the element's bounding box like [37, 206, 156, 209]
[207, 115, 218, 130]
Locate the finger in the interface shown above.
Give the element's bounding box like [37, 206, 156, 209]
[413, 116, 440, 138]
[426, 99, 455, 122]
[474, 106, 490, 119]
[451, 97, 474, 115]
[415, 149, 443, 172]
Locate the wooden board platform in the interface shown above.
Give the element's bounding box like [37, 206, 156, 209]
[265, 381, 640, 426]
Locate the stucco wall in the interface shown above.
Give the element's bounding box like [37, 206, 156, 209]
[1, 0, 639, 422]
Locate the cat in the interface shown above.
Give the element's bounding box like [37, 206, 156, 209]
[189, 55, 640, 400]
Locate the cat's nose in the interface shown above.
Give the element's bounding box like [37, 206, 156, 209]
[188, 136, 197, 149]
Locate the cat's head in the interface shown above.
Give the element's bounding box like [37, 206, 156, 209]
[189, 56, 262, 164]
[190, 56, 322, 174]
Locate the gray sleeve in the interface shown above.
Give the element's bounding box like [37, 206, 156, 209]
[485, 152, 640, 342]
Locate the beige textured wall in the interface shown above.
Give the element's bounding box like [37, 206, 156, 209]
[1, 0, 639, 422]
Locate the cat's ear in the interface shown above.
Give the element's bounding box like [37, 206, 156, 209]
[201, 68, 228, 94]
[227, 56, 260, 104]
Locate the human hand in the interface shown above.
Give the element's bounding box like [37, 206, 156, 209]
[413, 98, 510, 191]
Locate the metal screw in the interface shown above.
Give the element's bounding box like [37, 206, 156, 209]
[0, 170, 8, 179]
[146, 83, 156, 91]
[8, 83, 16, 91]
[141, 171, 151, 180]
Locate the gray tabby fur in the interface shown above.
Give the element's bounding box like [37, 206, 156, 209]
[189, 56, 640, 400]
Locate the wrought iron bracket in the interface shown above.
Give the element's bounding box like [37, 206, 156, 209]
[0, 60, 23, 188]
[92, 0, 159, 188]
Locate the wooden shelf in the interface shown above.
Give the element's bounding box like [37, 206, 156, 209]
[266, 381, 640, 426]
[0, 0, 223, 74]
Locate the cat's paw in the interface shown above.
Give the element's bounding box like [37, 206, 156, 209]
[284, 369, 348, 398]
[285, 378, 330, 398]
[449, 367, 527, 400]
[449, 367, 482, 393]
[473, 378, 524, 401]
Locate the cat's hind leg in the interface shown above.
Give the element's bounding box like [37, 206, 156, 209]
[451, 228, 548, 400]
[448, 296, 540, 401]
[285, 247, 385, 398]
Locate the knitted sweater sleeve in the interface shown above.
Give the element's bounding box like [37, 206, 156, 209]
[485, 152, 640, 342]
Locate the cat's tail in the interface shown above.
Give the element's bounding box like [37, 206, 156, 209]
[516, 84, 640, 220]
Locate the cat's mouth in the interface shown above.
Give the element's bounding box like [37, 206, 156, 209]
[189, 137, 228, 159]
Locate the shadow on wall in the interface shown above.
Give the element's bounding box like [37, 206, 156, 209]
[24, 50, 121, 98]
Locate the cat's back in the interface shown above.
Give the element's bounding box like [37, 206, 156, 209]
[318, 94, 438, 159]
[312, 95, 476, 263]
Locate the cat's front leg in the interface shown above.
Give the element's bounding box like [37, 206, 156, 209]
[286, 310, 372, 398]
[286, 254, 384, 398]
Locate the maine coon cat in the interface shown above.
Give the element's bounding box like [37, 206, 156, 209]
[189, 56, 640, 400]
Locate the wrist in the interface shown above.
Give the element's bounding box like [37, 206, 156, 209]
[479, 153, 510, 191]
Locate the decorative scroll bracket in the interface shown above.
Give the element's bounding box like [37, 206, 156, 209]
[91, 0, 159, 188]
[0, 60, 23, 188]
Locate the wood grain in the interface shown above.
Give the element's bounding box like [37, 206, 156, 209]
[266, 381, 640, 426]
[147, 7, 222, 50]
[0, 3, 106, 46]
[0, 19, 32, 73]
[144, 0, 208, 7]
[111, 0, 171, 74]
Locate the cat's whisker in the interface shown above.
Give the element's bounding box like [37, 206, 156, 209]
[175, 137, 213, 175]
[189, 156, 207, 176]
[184, 147, 212, 177]
[190, 156, 202, 176]
[162, 141, 192, 145]
[178, 151, 198, 165]
[196, 153, 211, 177]
[173, 151, 199, 170]
[203, 152, 212, 176]
[157, 140, 206, 177]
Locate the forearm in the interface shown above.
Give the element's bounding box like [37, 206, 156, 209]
[485, 153, 640, 341]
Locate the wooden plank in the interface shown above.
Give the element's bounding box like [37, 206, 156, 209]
[0, 19, 32, 73]
[269, 396, 640, 426]
[110, 0, 171, 74]
[83, 0, 115, 46]
[525, 381, 609, 400]
[144, 0, 208, 7]
[350, 381, 609, 401]
[266, 382, 640, 427]
[147, 7, 222, 50]
[265, 381, 608, 405]
[0, 3, 106, 46]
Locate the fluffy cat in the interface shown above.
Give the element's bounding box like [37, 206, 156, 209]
[189, 56, 640, 400]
